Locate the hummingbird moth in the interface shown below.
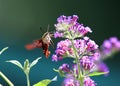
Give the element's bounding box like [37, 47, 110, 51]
[25, 25, 54, 58]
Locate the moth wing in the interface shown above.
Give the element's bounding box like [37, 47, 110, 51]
[25, 40, 43, 50]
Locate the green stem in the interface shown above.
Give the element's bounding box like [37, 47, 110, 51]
[0, 71, 14, 86]
[71, 40, 82, 77]
[71, 40, 84, 86]
[68, 32, 84, 86]
[26, 74, 30, 86]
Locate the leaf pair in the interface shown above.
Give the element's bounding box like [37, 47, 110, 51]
[6, 57, 57, 86]
[6, 57, 41, 75]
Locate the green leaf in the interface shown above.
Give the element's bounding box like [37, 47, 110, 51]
[0, 84, 2, 86]
[6, 60, 23, 70]
[51, 76, 57, 81]
[33, 76, 57, 86]
[0, 47, 8, 55]
[88, 71, 109, 77]
[30, 57, 42, 68]
[33, 79, 51, 86]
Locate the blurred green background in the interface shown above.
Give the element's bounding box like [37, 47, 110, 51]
[0, 0, 120, 86]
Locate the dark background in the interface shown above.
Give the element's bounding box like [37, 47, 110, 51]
[0, 0, 120, 86]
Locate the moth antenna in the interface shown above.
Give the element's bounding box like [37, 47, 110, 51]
[39, 27, 43, 32]
[47, 24, 50, 32]
[50, 34, 54, 48]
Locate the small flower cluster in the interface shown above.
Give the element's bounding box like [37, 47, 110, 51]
[54, 15, 92, 39]
[52, 15, 111, 86]
[80, 56, 95, 71]
[63, 74, 80, 86]
[94, 37, 120, 76]
[96, 62, 109, 74]
[59, 63, 96, 86]
[63, 76, 96, 86]
[52, 37, 99, 62]
[59, 64, 70, 73]
[101, 37, 120, 56]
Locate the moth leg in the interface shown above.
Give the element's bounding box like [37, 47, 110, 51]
[49, 40, 54, 49]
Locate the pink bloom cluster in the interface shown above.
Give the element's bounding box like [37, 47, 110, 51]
[59, 63, 70, 73]
[53, 15, 112, 86]
[63, 77, 80, 86]
[63, 74, 96, 86]
[96, 62, 109, 74]
[93, 37, 120, 75]
[52, 37, 99, 62]
[80, 56, 95, 70]
[84, 77, 96, 86]
[54, 15, 92, 39]
[101, 37, 120, 56]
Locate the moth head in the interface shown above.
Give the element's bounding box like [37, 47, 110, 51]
[40, 25, 53, 38]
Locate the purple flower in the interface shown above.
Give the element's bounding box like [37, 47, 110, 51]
[52, 54, 63, 62]
[56, 15, 78, 25]
[74, 38, 99, 56]
[72, 15, 78, 24]
[63, 78, 75, 86]
[54, 31, 63, 38]
[115, 41, 120, 48]
[80, 56, 95, 70]
[97, 62, 109, 74]
[54, 15, 92, 39]
[84, 77, 96, 86]
[52, 54, 58, 62]
[63, 77, 96, 86]
[55, 15, 75, 32]
[110, 37, 118, 44]
[101, 37, 120, 56]
[86, 39, 98, 52]
[103, 40, 112, 49]
[91, 52, 100, 61]
[59, 64, 70, 73]
[52, 38, 99, 61]
[110, 37, 120, 48]
[102, 40, 112, 55]
[55, 39, 73, 58]
[68, 23, 92, 38]
[63, 78, 80, 86]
